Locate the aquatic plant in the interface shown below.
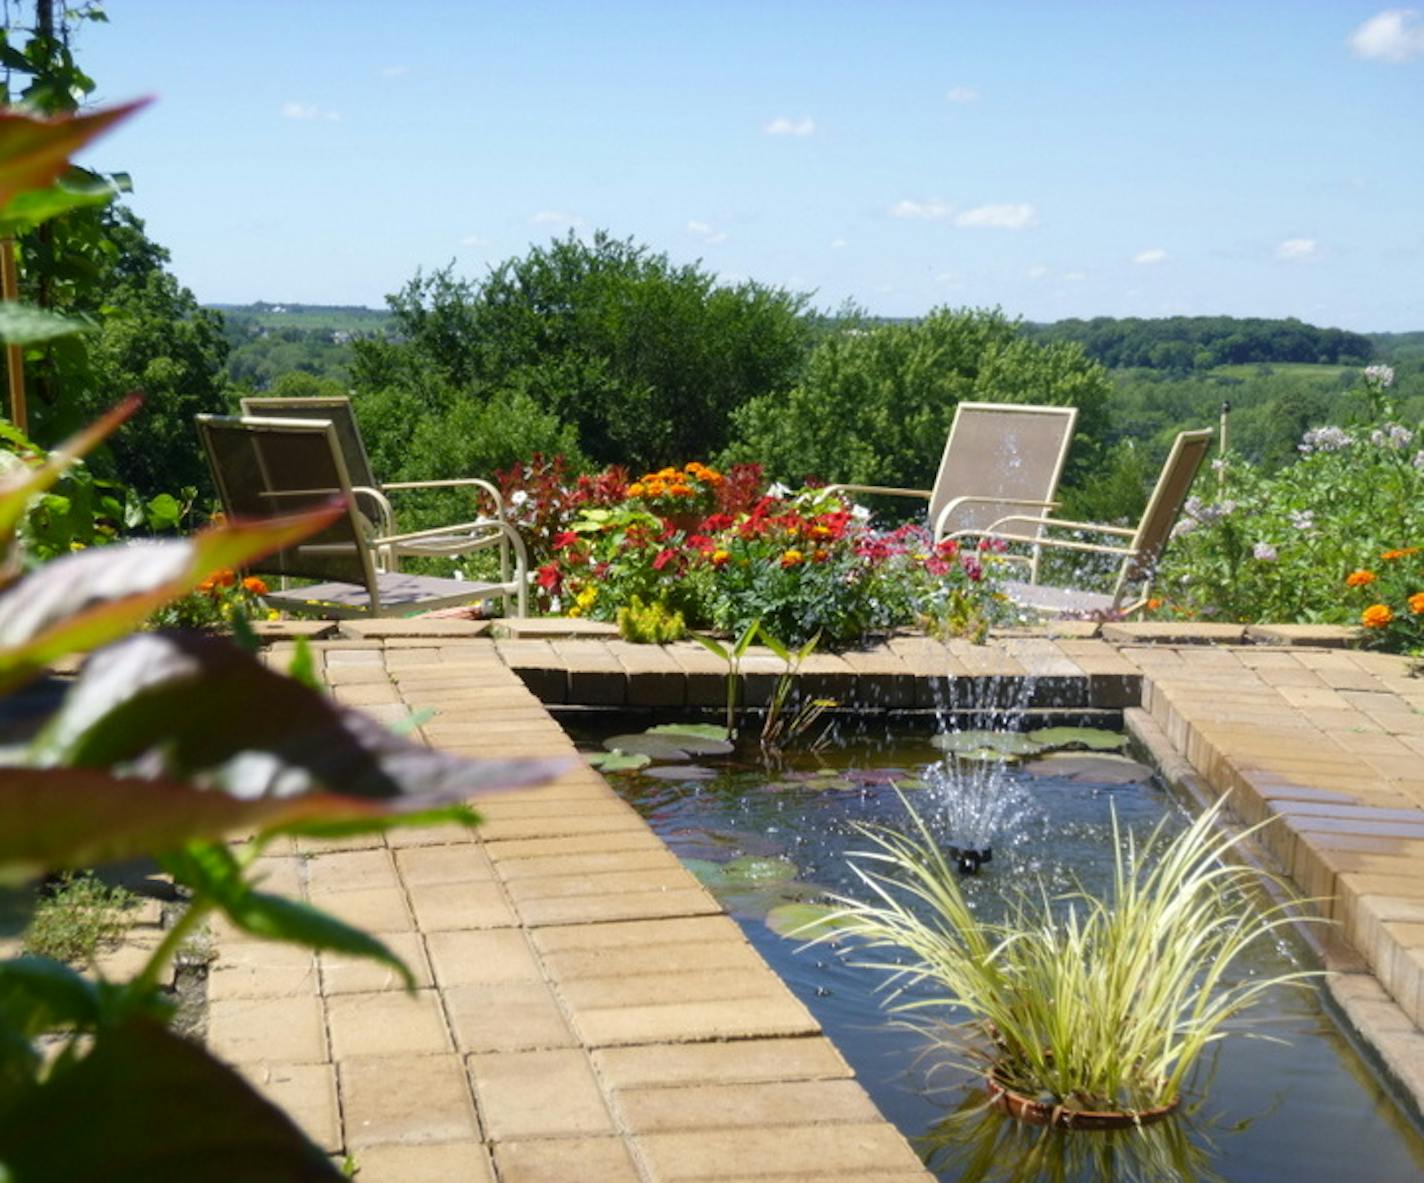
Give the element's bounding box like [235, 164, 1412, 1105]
[827, 796, 1323, 1116]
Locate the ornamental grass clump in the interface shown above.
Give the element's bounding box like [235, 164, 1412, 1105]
[828, 797, 1321, 1118]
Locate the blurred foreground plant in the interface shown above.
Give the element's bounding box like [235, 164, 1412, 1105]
[0, 101, 565, 1182]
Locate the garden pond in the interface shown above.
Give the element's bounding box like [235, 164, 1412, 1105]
[575, 716, 1424, 1183]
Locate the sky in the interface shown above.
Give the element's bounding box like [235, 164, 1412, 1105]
[54, 1, 1424, 330]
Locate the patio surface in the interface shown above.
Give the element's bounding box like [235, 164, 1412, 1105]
[204, 619, 1424, 1179]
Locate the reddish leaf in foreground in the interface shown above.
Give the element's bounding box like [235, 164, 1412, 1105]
[0, 768, 389, 884]
[0, 98, 150, 210]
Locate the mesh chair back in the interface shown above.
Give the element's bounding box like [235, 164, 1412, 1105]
[929, 402, 1078, 535]
[1123, 428, 1213, 584]
[239, 396, 378, 491]
[197, 415, 379, 590]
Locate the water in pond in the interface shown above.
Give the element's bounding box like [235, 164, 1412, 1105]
[586, 721, 1424, 1183]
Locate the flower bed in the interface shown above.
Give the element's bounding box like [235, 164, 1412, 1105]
[499, 458, 1011, 645]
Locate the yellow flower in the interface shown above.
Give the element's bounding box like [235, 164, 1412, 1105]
[1409, 592, 1424, 615]
[780, 549, 804, 569]
[1361, 603, 1394, 628]
[575, 585, 599, 611]
[711, 549, 731, 566]
[627, 482, 645, 498]
[1346, 569, 1377, 588]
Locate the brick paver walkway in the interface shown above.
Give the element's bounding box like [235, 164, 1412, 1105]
[203, 620, 1424, 1177]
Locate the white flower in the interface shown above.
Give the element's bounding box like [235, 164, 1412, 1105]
[510, 490, 529, 507]
[1414, 451, 1424, 472]
[1210, 457, 1227, 473]
[1289, 509, 1315, 532]
[1364, 364, 1396, 389]
[850, 504, 871, 522]
[767, 481, 792, 499]
[1252, 542, 1278, 562]
[1299, 426, 1354, 454]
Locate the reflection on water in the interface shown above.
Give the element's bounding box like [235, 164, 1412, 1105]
[588, 723, 1424, 1183]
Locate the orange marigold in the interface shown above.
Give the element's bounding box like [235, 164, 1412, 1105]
[627, 482, 646, 498]
[780, 549, 805, 569]
[242, 576, 270, 596]
[1361, 603, 1394, 629]
[1146, 597, 1164, 611]
[711, 549, 731, 567]
[1345, 569, 1377, 588]
[1381, 547, 1421, 560]
[1410, 592, 1424, 615]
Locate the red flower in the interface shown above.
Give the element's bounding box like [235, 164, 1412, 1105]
[536, 563, 562, 592]
[686, 533, 715, 554]
[936, 538, 959, 557]
[924, 558, 950, 576]
[553, 531, 579, 550]
[701, 513, 734, 533]
[652, 548, 679, 571]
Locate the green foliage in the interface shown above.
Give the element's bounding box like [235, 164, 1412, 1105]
[615, 595, 687, 644]
[827, 797, 1321, 1114]
[1155, 383, 1424, 636]
[725, 307, 1110, 489]
[21, 872, 136, 965]
[356, 232, 811, 471]
[1024, 315, 1372, 371]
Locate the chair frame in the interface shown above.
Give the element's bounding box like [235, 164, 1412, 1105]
[238, 395, 509, 573]
[823, 401, 1078, 581]
[952, 428, 1213, 615]
[197, 414, 528, 618]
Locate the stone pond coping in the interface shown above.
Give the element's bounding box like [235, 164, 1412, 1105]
[143, 617, 1420, 1173]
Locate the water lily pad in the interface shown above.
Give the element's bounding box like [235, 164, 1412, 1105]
[844, 768, 905, 786]
[603, 733, 691, 761]
[1023, 752, 1155, 785]
[723, 855, 798, 884]
[951, 748, 1023, 764]
[638, 728, 734, 757]
[892, 777, 931, 791]
[641, 764, 719, 781]
[1026, 726, 1128, 752]
[763, 780, 805, 793]
[586, 749, 652, 772]
[932, 729, 1045, 756]
[647, 722, 732, 742]
[765, 901, 858, 939]
[681, 857, 730, 887]
[801, 776, 858, 791]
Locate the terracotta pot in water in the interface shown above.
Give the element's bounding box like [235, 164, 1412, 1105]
[986, 1069, 1180, 1130]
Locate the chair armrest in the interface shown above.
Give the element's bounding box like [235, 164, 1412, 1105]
[951, 526, 1138, 561]
[973, 513, 1137, 539]
[933, 496, 1061, 540]
[350, 485, 395, 536]
[822, 483, 932, 500]
[373, 518, 529, 568]
[380, 477, 504, 515]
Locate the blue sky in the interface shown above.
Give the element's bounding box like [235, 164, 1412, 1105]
[65, 2, 1424, 329]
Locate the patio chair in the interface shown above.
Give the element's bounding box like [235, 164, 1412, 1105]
[953, 427, 1213, 617]
[823, 401, 1078, 580]
[196, 414, 528, 618]
[239, 395, 508, 573]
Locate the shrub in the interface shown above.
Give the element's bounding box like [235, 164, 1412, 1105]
[615, 596, 687, 644]
[1154, 377, 1424, 640]
[22, 873, 137, 965]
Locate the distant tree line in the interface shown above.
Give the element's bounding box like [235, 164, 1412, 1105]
[1023, 316, 1373, 372]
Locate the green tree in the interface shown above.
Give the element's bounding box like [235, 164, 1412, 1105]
[725, 307, 1111, 491]
[355, 232, 811, 471]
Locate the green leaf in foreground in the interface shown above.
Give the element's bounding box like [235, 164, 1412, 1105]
[0, 302, 85, 347]
[0, 1015, 343, 1182]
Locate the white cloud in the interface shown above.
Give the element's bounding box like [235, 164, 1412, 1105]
[380, 64, 409, 78]
[945, 86, 980, 103]
[955, 202, 1036, 229]
[1276, 237, 1318, 260]
[830, 237, 848, 249]
[281, 101, 340, 122]
[1133, 247, 1168, 264]
[530, 210, 584, 228]
[763, 115, 815, 136]
[889, 198, 954, 220]
[459, 234, 487, 247]
[1027, 265, 1049, 279]
[687, 219, 728, 244]
[1348, 9, 1424, 62]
